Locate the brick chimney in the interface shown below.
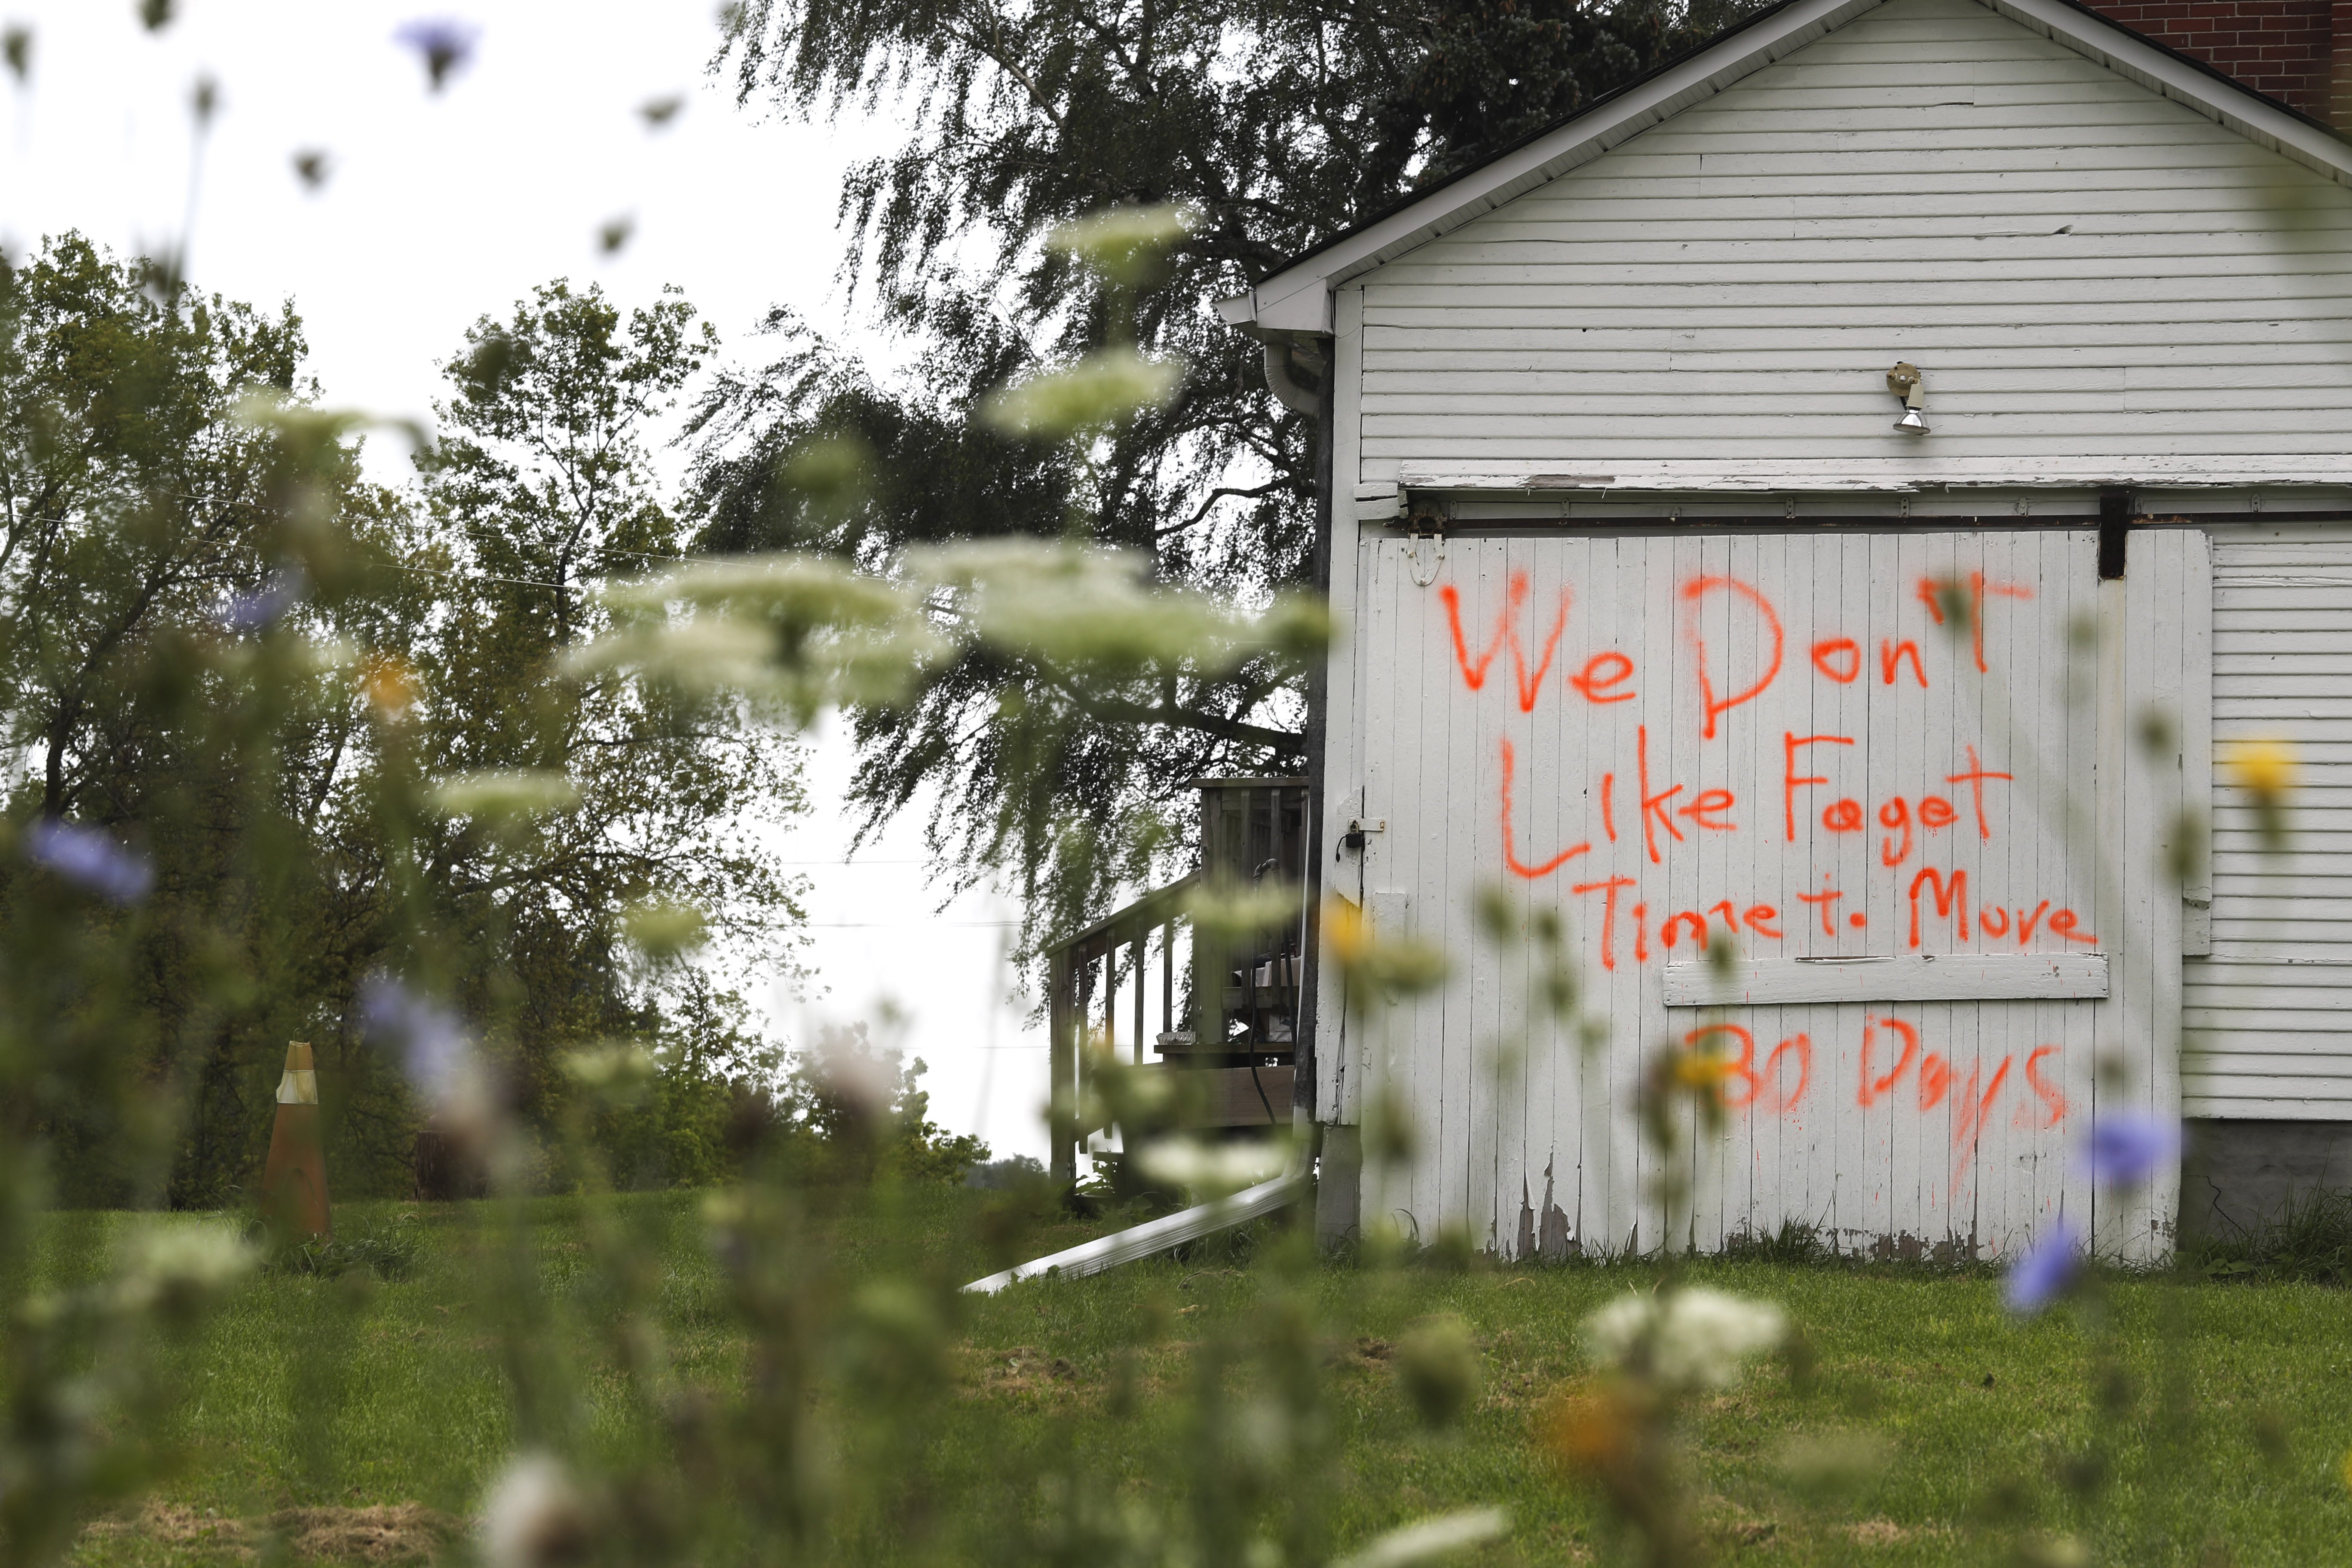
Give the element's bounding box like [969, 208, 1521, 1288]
[2077, 0, 2351, 124]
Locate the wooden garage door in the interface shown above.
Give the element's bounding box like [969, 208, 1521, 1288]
[1333, 526, 2205, 1262]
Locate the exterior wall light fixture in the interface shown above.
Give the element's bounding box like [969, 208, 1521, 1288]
[1888, 361, 1929, 433]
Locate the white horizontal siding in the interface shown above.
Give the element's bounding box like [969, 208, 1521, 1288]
[2186, 525, 2352, 1118]
[1354, 0, 2352, 475]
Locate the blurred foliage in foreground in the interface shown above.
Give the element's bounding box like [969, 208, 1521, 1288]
[1, 180, 2336, 1568]
[35, 1194, 2352, 1568]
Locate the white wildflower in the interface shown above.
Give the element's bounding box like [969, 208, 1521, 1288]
[430, 770, 580, 820]
[115, 1222, 258, 1315]
[980, 349, 1182, 438]
[1329, 1508, 1511, 1568]
[620, 898, 707, 958]
[1133, 1136, 1287, 1198]
[1045, 203, 1197, 283]
[561, 1043, 657, 1094]
[481, 1452, 592, 1568]
[1583, 1287, 1786, 1391]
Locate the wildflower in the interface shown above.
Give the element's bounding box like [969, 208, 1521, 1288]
[219, 570, 301, 630]
[116, 1222, 257, 1320]
[1584, 1287, 1786, 1391]
[561, 1043, 655, 1104]
[1323, 896, 1369, 966]
[1045, 204, 1197, 285]
[1540, 1380, 1637, 1474]
[24, 818, 153, 905]
[2226, 738, 2296, 803]
[1319, 894, 1448, 998]
[1773, 1429, 1894, 1498]
[2003, 1220, 2080, 1314]
[2339, 1446, 2352, 1494]
[2015, 1532, 2092, 1568]
[2084, 1113, 2178, 1187]
[429, 770, 580, 819]
[358, 974, 472, 1103]
[620, 898, 707, 958]
[394, 18, 480, 92]
[1133, 1135, 1287, 1198]
[358, 652, 420, 717]
[980, 349, 1184, 438]
[1672, 1047, 1734, 1095]
[480, 1452, 591, 1568]
[1397, 1314, 1481, 1429]
[1328, 1509, 1510, 1568]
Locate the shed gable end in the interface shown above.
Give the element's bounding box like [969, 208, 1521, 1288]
[1352, 0, 2352, 488]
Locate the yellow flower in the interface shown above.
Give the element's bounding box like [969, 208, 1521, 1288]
[1537, 1378, 1646, 1487]
[1672, 1050, 1733, 1093]
[359, 653, 420, 718]
[2339, 1446, 2352, 1493]
[1322, 895, 1449, 1000]
[2226, 739, 2296, 804]
[1322, 897, 1369, 967]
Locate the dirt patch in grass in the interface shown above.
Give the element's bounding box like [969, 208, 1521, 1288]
[86, 1501, 456, 1563]
[84, 1503, 249, 1552]
[1845, 1517, 1954, 1548]
[276, 1505, 454, 1563]
[963, 1342, 1088, 1399]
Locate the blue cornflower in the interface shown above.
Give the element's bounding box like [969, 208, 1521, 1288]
[2085, 1114, 2179, 1187]
[2004, 1220, 2080, 1315]
[358, 974, 472, 1100]
[219, 570, 301, 631]
[23, 818, 153, 905]
[394, 18, 479, 91]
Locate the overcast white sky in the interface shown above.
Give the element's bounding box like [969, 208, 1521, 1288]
[2, 0, 1050, 1159]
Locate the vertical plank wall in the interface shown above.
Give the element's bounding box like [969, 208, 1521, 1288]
[2187, 523, 2352, 1120]
[1344, 528, 2203, 1261]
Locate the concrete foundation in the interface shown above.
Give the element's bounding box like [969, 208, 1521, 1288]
[2179, 1118, 2352, 1242]
[1314, 1123, 1361, 1249]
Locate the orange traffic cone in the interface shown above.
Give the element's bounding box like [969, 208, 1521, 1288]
[262, 1041, 331, 1238]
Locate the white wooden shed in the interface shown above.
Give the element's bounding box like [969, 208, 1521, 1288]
[1219, 0, 2352, 1262]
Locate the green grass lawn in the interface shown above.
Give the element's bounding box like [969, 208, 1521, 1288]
[47, 1191, 2352, 1567]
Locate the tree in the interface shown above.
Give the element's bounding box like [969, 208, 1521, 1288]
[397, 278, 808, 1179]
[0, 233, 415, 1206]
[0, 241, 806, 1203]
[697, 0, 1763, 940]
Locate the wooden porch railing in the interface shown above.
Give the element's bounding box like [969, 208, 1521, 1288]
[1044, 779, 1313, 1184]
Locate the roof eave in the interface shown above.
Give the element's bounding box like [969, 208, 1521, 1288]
[1225, 0, 2352, 332]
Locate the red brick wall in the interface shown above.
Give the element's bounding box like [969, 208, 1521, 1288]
[2077, 0, 2346, 122]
